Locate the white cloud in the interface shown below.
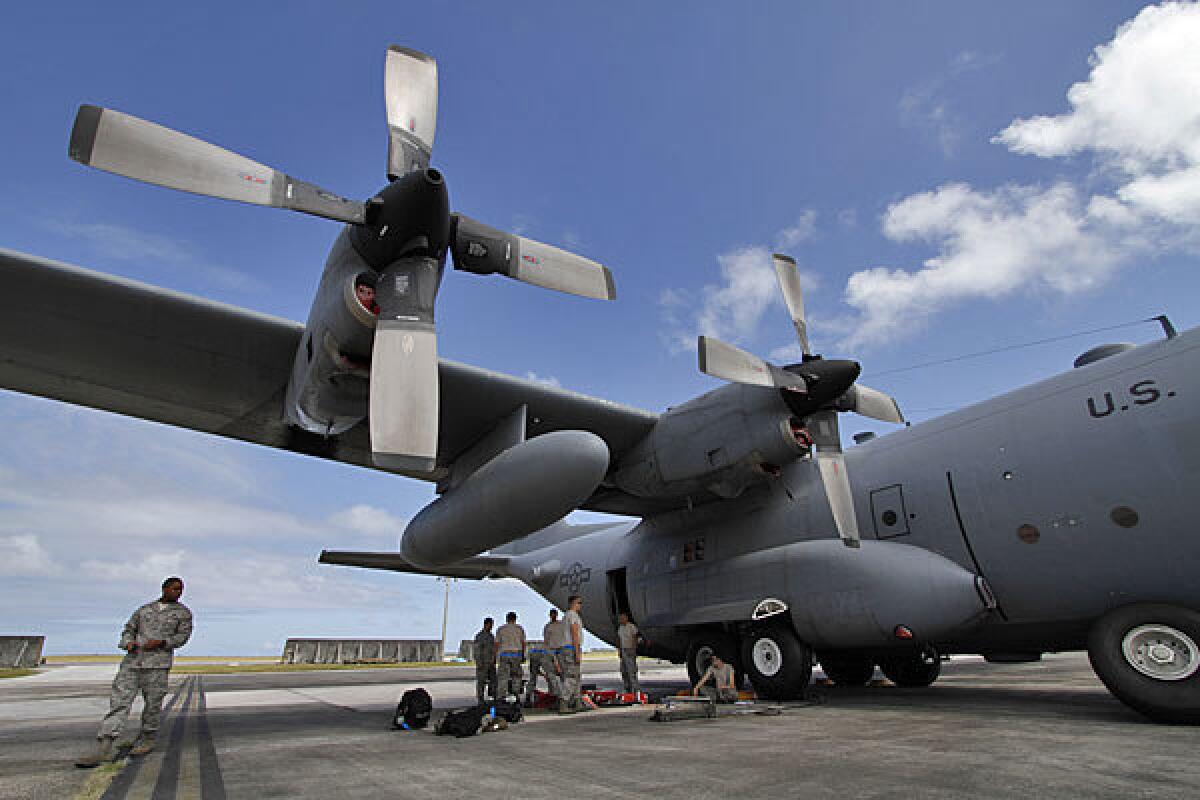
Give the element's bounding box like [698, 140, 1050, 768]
[328, 504, 408, 537]
[776, 210, 818, 248]
[842, 3, 1200, 347]
[661, 244, 819, 354]
[41, 220, 260, 292]
[0, 534, 61, 577]
[900, 50, 1000, 157]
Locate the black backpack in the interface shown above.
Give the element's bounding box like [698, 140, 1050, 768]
[435, 705, 487, 738]
[392, 688, 432, 730]
[490, 699, 523, 724]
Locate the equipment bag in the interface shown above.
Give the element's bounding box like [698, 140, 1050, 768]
[435, 706, 487, 738]
[392, 688, 433, 730]
[491, 699, 524, 724]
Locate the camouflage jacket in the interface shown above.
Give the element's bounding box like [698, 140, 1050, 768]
[118, 601, 193, 669]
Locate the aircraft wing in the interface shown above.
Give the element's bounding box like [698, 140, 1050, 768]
[0, 247, 659, 512]
[318, 550, 509, 580]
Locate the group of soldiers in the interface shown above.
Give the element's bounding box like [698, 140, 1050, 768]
[471, 595, 642, 713]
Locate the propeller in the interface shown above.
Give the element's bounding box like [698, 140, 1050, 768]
[696, 253, 904, 547]
[69, 46, 616, 472]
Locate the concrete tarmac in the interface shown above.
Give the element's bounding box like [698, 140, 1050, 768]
[2, 653, 1199, 799]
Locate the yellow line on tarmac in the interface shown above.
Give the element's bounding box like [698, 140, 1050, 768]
[177, 678, 202, 800]
[125, 677, 199, 800]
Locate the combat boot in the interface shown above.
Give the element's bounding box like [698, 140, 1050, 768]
[130, 734, 156, 756]
[75, 736, 115, 768]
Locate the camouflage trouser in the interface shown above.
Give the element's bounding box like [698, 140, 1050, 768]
[475, 665, 496, 705]
[619, 648, 640, 694]
[497, 655, 524, 700]
[700, 686, 738, 704]
[556, 648, 581, 710]
[97, 663, 170, 739]
[524, 652, 559, 703]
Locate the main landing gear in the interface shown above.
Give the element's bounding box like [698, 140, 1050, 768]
[879, 646, 942, 688]
[817, 652, 876, 686]
[740, 625, 812, 701]
[685, 631, 744, 689]
[1088, 603, 1200, 724]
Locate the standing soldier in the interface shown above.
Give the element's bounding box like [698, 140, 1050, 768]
[76, 577, 193, 768]
[616, 612, 641, 699]
[473, 617, 497, 706]
[525, 609, 561, 705]
[542, 608, 566, 700]
[558, 595, 585, 713]
[494, 611, 526, 701]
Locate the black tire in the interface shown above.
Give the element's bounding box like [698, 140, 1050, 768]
[818, 653, 876, 687]
[685, 631, 740, 688]
[1087, 603, 1200, 724]
[879, 647, 941, 687]
[740, 626, 812, 701]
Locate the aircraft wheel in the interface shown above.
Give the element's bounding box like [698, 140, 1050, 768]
[818, 652, 876, 686]
[685, 632, 741, 688]
[879, 647, 942, 687]
[1087, 603, 1200, 724]
[740, 626, 811, 700]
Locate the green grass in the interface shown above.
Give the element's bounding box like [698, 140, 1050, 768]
[72, 761, 122, 800]
[0, 668, 36, 679]
[172, 660, 467, 675]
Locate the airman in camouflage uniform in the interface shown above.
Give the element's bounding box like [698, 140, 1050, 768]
[525, 609, 563, 705]
[495, 611, 526, 701]
[76, 577, 193, 768]
[473, 617, 497, 705]
[558, 595, 584, 713]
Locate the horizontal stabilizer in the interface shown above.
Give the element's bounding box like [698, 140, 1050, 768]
[318, 550, 509, 580]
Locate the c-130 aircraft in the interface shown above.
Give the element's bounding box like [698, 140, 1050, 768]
[1, 46, 1197, 725]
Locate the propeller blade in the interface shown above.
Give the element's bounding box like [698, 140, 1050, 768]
[772, 253, 811, 356]
[368, 260, 443, 473]
[68, 105, 366, 224]
[450, 214, 615, 301]
[697, 336, 807, 391]
[806, 410, 860, 548]
[385, 46, 438, 180]
[369, 322, 439, 472]
[842, 384, 905, 424]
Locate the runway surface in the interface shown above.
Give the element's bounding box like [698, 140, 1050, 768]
[2, 653, 1199, 799]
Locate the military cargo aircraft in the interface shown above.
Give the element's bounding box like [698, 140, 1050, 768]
[1, 46, 1197, 724]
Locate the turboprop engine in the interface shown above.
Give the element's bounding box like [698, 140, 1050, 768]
[610, 382, 813, 500]
[400, 430, 610, 568]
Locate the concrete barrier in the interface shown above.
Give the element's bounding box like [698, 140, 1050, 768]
[281, 638, 443, 665]
[0, 636, 45, 668]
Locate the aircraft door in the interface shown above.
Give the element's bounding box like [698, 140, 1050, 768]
[606, 568, 632, 624]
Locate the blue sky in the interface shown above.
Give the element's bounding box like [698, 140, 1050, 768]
[2, 1, 1199, 654]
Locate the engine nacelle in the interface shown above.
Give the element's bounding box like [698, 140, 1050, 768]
[284, 229, 381, 436]
[401, 430, 610, 568]
[610, 383, 810, 499]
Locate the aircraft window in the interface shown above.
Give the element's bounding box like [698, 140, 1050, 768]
[1111, 506, 1139, 528]
[881, 510, 899, 527]
[1017, 524, 1040, 544]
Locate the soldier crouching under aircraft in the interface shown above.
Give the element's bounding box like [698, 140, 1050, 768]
[76, 577, 193, 768]
[692, 654, 738, 704]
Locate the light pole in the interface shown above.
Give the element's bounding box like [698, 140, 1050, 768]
[438, 577, 456, 660]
